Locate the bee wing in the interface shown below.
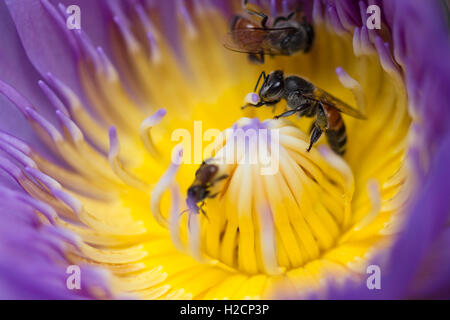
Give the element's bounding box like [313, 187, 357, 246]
[223, 27, 295, 55]
[304, 88, 367, 119]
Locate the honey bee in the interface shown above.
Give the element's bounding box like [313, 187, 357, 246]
[225, 0, 314, 64]
[243, 70, 367, 155]
[185, 159, 228, 217]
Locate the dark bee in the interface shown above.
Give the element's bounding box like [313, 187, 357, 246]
[242, 70, 367, 155]
[186, 159, 228, 217]
[225, 0, 314, 64]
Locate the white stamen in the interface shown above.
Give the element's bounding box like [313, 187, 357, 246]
[319, 145, 355, 228]
[335, 67, 367, 116]
[354, 179, 381, 231]
[178, 0, 198, 39]
[169, 185, 185, 252]
[139, 109, 167, 158]
[96, 46, 119, 82]
[150, 144, 183, 228]
[187, 209, 204, 262]
[108, 127, 148, 190]
[352, 27, 362, 56]
[259, 206, 283, 275]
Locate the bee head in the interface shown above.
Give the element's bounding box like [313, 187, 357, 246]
[187, 185, 207, 203]
[259, 70, 284, 102]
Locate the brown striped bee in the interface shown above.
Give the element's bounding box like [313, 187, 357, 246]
[185, 159, 228, 217]
[242, 70, 367, 155]
[224, 0, 314, 63]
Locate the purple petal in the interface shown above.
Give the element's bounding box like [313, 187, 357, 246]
[4, 0, 85, 103]
[0, 1, 60, 151]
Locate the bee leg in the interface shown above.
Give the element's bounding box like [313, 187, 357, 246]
[259, 52, 265, 63]
[286, 10, 297, 20]
[241, 100, 266, 110]
[246, 9, 268, 28]
[208, 192, 219, 199]
[273, 4, 303, 26]
[212, 174, 229, 184]
[290, 5, 304, 20]
[261, 100, 279, 112]
[187, 203, 207, 230]
[199, 202, 209, 221]
[307, 125, 323, 152]
[179, 208, 190, 217]
[242, 0, 268, 28]
[262, 99, 280, 109]
[204, 176, 228, 196]
[308, 121, 315, 134]
[273, 13, 296, 26]
[274, 109, 297, 119]
[248, 53, 264, 64]
[274, 103, 309, 119]
[273, 16, 287, 26]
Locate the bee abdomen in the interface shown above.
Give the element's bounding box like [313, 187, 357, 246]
[325, 122, 347, 155]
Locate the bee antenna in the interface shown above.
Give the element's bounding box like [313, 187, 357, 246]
[254, 70, 266, 93]
[179, 208, 191, 217]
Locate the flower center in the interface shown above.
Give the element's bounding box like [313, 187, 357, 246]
[148, 11, 414, 290]
[172, 118, 355, 274]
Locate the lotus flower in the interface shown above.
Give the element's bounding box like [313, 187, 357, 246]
[0, 0, 449, 299]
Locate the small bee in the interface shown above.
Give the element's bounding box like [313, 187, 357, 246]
[242, 70, 367, 155]
[225, 0, 314, 64]
[185, 159, 228, 217]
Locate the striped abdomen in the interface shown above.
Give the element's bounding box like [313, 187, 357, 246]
[323, 106, 347, 155]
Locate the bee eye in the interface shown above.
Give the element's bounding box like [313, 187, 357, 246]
[209, 165, 218, 174]
[187, 188, 196, 198]
[268, 81, 282, 94]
